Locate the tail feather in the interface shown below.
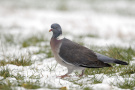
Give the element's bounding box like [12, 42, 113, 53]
[114, 59, 128, 65]
[79, 63, 111, 68]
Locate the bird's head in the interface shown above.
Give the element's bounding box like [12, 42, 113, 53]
[49, 23, 62, 38]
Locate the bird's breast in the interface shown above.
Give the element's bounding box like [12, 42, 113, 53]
[50, 38, 73, 67]
[50, 37, 62, 53]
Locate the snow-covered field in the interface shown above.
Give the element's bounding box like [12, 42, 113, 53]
[0, 0, 135, 90]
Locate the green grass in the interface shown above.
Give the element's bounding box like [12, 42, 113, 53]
[90, 76, 103, 84]
[0, 80, 14, 90]
[20, 32, 53, 58]
[47, 63, 57, 72]
[33, 47, 53, 58]
[78, 34, 99, 39]
[19, 81, 41, 89]
[29, 74, 41, 79]
[85, 67, 117, 75]
[120, 64, 135, 76]
[46, 49, 53, 58]
[83, 87, 93, 90]
[0, 67, 11, 79]
[0, 53, 33, 66]
[68, 79, 83, 86]
[21, 34, 46, 47]
[116, 79, 135, 89]
[73, 33, 99, 46]
[1, 34, 15, 44]
[0, 72, 41, 89]
[13, 73, 25, 80]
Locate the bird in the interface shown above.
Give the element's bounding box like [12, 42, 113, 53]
[49, 23, 128, 78]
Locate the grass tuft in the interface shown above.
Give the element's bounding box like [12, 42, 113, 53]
[33, 47, 53, 58]
[116, 79, 135, 89]
[2, 34, 15, 44]
[0, 80, 13, 90]
[19, 81, 41, 89]
[83, 87, 93, 90]
[91, 76, 102, 84]
[46, 49, 53, 58]
[0, 53, 33, 66]
[13, 73, 25, 80]
[21, 33, 47, 47]
[85, 67, 119, 76]
[79, 34, 99, 39]
[120, 64, 135, 76]
[47, 63, 57, 72]
[0, 67, 11, 79]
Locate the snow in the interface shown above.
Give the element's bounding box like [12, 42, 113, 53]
[1, 10, 135, 47]
[2, 58, 130, 90]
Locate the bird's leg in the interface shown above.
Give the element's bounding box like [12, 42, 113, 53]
[57, 67, 73, 78]
[57, 74, 69, 78]
[79, 69, 85, 77]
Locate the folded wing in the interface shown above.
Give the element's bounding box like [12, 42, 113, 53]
[59, 38, 111, 68]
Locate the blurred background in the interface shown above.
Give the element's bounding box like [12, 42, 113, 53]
[0, 0, 135, 47]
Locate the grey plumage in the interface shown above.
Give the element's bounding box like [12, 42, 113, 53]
[96, 53, 128, 65]
[59, 38, 111, 68]
[51, 23, 62, 38]
[49, 23, 128, 78]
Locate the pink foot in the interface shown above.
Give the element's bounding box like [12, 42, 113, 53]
[79, 69, 85, 77]
[79, 74, 84, 77]
[57, 74, 70, 78]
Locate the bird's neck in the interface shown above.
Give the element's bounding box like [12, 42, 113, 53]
[57, 35, 64, 40]
[52, 34, 64, 40]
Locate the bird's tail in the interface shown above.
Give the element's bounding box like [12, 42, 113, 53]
[114, 59, 128, 65]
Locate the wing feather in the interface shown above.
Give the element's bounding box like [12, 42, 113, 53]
[59, 38, 111, 68]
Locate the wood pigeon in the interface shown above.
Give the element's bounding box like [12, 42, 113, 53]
[49, 23, 128, 78]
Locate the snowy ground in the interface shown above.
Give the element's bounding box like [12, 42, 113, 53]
[0, 0, 135, 90]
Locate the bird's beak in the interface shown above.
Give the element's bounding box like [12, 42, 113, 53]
[49, 29, 52, 32]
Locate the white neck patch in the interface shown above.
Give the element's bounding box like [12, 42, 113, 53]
[57, 35, 64, 40]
